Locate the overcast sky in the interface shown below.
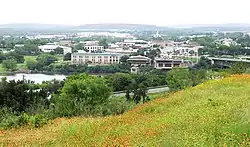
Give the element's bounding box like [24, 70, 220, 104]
[0, 0, 249, 26]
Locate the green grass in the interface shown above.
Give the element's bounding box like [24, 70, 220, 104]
[24, 55, 63, 62]
[0, 64, 6, 72]
[24, 56, 37, 62]
[55, 55, 64, 62]
[1, 75, 250, 146]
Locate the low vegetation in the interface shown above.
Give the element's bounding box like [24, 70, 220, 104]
[1, 75, 250, 146]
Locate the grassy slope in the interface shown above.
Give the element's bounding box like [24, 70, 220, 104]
[0, 55, 63, 72]
[1, 75, 250, 146]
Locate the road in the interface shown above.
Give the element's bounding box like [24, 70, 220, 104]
[113, 86, 169, 97]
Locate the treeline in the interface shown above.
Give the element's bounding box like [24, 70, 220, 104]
[42, 63, 130, 75]
[0, 72, 167, 129]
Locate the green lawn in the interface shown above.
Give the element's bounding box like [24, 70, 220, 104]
[0, 64, 6, 72]
[0, 55, 65, 73]
[55, 55, 64, 62]
[24, 55, 64, 62]
[24, 56, 37, 62]
[1, 75, 250, 146]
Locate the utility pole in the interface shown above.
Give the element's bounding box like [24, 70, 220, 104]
[22, 75, 26, 81]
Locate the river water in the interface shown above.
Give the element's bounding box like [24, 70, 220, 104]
[0, 74, 67, 83]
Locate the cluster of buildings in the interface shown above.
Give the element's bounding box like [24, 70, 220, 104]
[217, 38, 238, 46]
[71, 38, 198, 73]
[38, 40, 74, 55]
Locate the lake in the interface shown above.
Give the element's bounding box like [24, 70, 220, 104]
[0, 74, 67, 83]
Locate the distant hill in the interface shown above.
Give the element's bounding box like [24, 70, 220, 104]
[0, 23, 74, 35]
[0, 23, 250, 34]
[73, 23, 171, 31]
[0, 23, 173, 33]
[0, 23, 72, 30]
[176, 23, 250, 32]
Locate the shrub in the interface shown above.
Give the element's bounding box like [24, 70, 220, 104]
[54, 74, 112, 117]
[102, 96, 136, 116]
[0, 108, 48, 129]
[166, 68, 193, 91]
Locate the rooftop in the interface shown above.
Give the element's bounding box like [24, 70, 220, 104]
[72, 52, 121, 56]
[155, 57, 183, 61]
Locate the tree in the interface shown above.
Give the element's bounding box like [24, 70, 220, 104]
[0, 40, 6, 48]
[0, 78, 49, 113]
[166, 69, 193, 91]
[194, 56, 211, 69]
[99, 39, 108, 49]
[36, 54, 58, 70]
[63, 53, 71, 61]
[120, 55, 129, 64]
[74, 43, 84, 51]
[5, 51, 25, 63]
[0, 53, 6, 63]
[146, 49, 161, 60]
[54, 47, 64, 55]
[26, 59, 38, 70]
[229, 62, 249, 74]
[2, 59, 18, 71]
[16, 44, 40, 55]
[106, 73, 133, 92]
[54, 74, 112, 116]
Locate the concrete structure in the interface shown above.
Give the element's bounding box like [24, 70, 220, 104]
[207, 57, 250, 67]
[38, 45, 72, 55]
[127, 55, 151, 73]
[71, 52, 121, 65]
[154, 57, 184, 70]
[84, 46, 104, 52]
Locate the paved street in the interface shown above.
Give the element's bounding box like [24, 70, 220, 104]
[113, 87, 169, 97]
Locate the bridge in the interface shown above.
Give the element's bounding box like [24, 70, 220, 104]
[207, 57, 250, 67]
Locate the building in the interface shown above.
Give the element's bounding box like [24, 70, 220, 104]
[84, 46, 104, 52]
[105, 48, 138, 56]
[81, 41, 99, 46]
[127, 55, 151, 73]
[119, 40, 150, 48]
[38, 45, 72, 55]
[154, 57, 184, 70]
[14, 44, 24, 48]
[151, 40, 166, 47]
[71, 52, 121, 65]
[218, 38, 237, 46]
[59, 40, 73, 47]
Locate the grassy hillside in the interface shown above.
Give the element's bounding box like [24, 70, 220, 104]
[1, 75, 250, 146]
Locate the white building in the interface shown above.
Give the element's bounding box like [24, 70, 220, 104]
[81, 41, 100, 46]
[154, 57, 184, 70]
[105, 48, 138, 56]
[219, 38, 237, 46]
[38, 45, 72, 55]
[84, 46, 104, 52]
[119, 40, 150, 48]
[14, 44, 24, 48]
[71, 52, 121, 65]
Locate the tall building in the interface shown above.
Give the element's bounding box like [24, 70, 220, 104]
[71, 52, 121, 65]
[84, 46, 104, 52]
